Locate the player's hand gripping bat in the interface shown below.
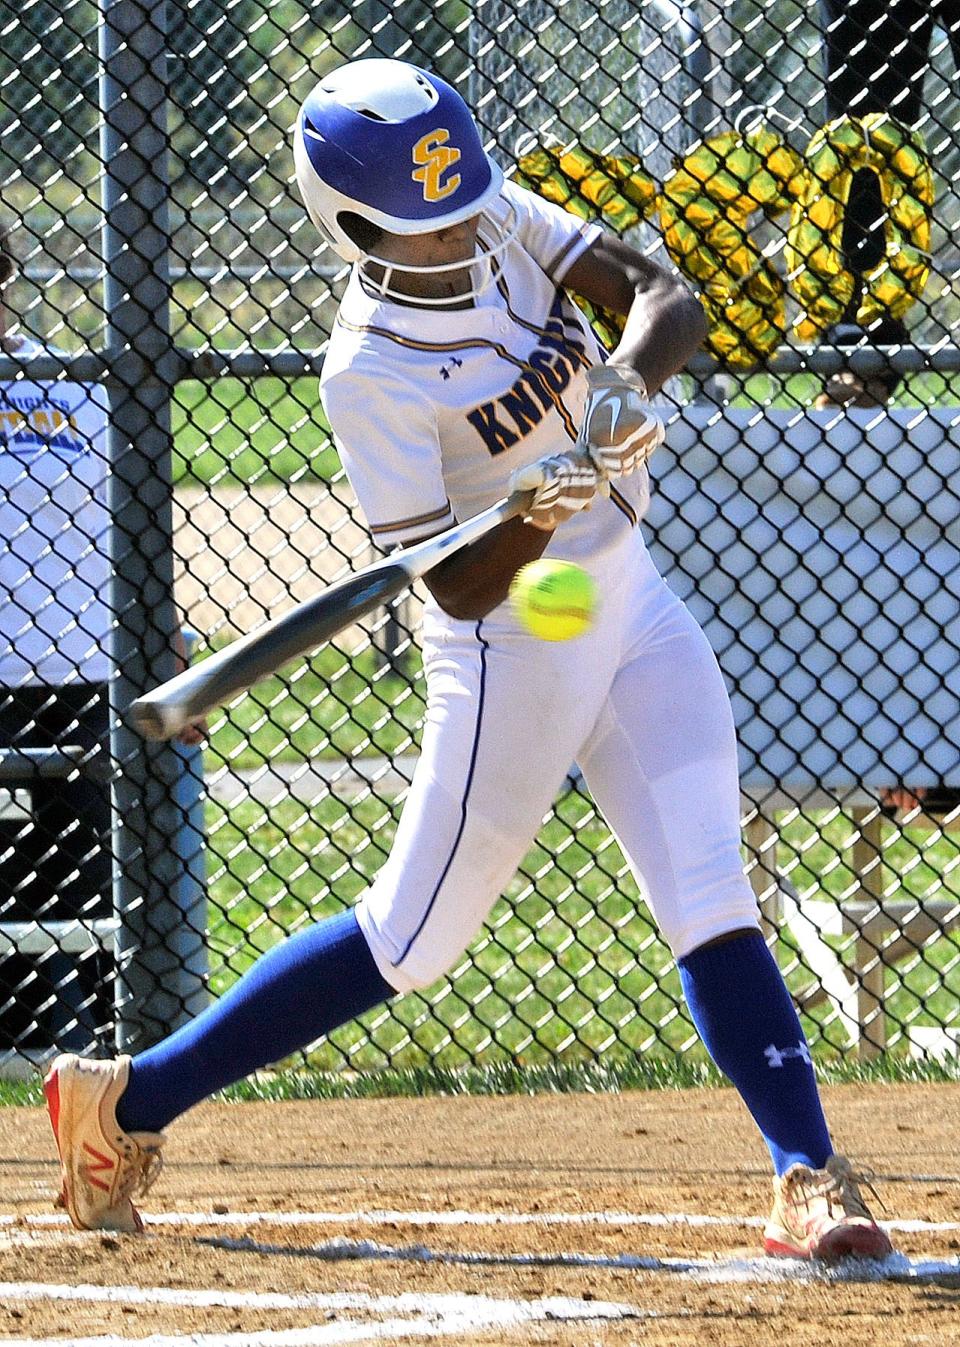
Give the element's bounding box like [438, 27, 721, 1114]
[128, 488, 534, 741]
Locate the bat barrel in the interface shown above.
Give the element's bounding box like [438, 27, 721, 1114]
[126, 492, 531, 742]
[127, 559, 412, 741]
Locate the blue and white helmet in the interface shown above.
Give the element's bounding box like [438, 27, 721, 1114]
[294, 59, 516, 300]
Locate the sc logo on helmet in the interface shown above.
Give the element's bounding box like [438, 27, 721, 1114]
[411, 129, 462, 203]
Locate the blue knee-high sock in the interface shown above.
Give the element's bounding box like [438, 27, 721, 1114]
[116, 909, 392, 1133]
[677, 930, 832, 1175]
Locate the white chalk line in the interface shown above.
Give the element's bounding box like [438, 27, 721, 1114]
[0, 1315, 646, 1347]
[0, 1283, 654, 1347]
[201, 1232, 673, 1273]
[4, 1223, 958, 1286]
[4, 1220, 960, 1347]
[0, 1315, 634, 1347]
[4, 1206, 960, 1234]
[0, 1282, 638, 1317]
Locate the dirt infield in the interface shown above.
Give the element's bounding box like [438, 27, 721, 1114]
[3, 1081, 960, 1345]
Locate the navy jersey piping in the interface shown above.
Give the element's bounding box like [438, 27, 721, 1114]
[493, 271, 593, 372]
[396, 619, 490, 966]
[369, 500, 453, 537]
[334, 314, 581, 442]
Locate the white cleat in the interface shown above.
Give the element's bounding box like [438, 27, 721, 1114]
[764, 1153, 893, 1262]
[44, 1053, 164, 1233]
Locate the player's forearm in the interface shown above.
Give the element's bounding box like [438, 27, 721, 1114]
[423, 515, 552, 620]
[606, 282, 707, 395]
[563, 235, 707, 393]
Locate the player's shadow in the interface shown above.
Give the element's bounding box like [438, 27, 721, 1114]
[198, 1231, 683, 1272]
[196, 1232, 928, 1286]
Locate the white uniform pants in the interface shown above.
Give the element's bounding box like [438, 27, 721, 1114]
[356, 532, 760, 992]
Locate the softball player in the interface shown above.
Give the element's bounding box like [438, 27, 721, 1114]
[45, 58, 891, 1261]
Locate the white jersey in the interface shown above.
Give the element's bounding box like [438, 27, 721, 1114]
[0, 342, 112, 684]
[320, 180, 650, 571]
[318, 179, 757, 992]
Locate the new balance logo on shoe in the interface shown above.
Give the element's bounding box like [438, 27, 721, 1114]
[80, 1141, 116, 1193]
[764, 1041, 812, 1068]
[44, 1054, 165, 1233]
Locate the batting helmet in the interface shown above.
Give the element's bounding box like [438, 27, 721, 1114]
[293, 59, 507, 266]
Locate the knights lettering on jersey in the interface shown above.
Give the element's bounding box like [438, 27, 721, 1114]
[466, 292, 588, 455]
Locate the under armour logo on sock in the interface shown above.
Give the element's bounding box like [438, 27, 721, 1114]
[764, 1041, 812, 1068]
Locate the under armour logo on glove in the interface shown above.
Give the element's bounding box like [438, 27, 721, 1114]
[764, 1041, 813, 1068]
[576, 364, 665, 481]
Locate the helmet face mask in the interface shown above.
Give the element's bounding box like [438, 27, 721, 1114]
[360, 196, 519, 307]
[294, 58, 515, 303]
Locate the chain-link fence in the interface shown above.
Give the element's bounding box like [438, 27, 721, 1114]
[0, 0, 958, 1078]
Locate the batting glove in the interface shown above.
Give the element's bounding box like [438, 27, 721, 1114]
[508, 451, 602, 531]
[576, 364, 665, 482]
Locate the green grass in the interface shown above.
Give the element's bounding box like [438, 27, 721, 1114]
[7, 666, 959, 1099]
[204, 643, 425, 771]
[733, 370, 960, 409]
[198, 789, 691, 1072]
[172, 377, 338, 486]
[5, 1051, 960, 1110]
[770, 807, 960, 1044]
[191, 781, 960, 1075]
[168, 369, 960, 490]
[2, 791, 956, 1105]
[211, 1052, 960, 1099]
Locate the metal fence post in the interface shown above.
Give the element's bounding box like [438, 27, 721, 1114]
[99, 0, 201, 1052]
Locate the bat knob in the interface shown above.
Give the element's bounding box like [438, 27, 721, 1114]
[127, 696, 169, 741]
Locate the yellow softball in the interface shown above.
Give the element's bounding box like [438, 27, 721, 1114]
[509, 559, 597, 641]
